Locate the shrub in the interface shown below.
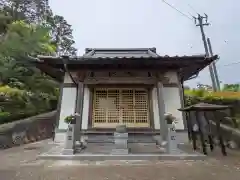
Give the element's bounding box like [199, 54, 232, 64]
[64, 115, 76, 124]
[0, 85, 58, 124]
[184, 90, 240, 106]
[184, 90, 240, 127]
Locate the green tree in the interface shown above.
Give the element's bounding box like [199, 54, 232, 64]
[0, 0, 49, 22]
[46, 14, 77, 55]
[0, 0, 76, 123]
[1, 0, 77, 56]
[0, 20, 58, 123]
[0, 21, 56, 83]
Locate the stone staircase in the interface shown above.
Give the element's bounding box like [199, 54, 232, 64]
[80, 129, 188, 145]
[78, 131, 163, 155]
[85, 134, 159, 144]
[81, 129, 161, 144]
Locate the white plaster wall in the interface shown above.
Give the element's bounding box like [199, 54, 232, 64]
[164, 71, 178, 84]
[163, 87, 184, 130]
[152, 87, 160, 130]
[58, 87, 77, 130]
[81, 87, 90, 130]
[64, 72, 77, 83]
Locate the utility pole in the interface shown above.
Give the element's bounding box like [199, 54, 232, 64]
[194, 14, 218, 91]
[207, 38, 221, 90]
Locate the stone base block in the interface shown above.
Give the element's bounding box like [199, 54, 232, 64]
[114, 132, 128, 149]
[62, 148, 74, 155]
[54, 132, 66, 144]
[115, 139, 128, 149]
[114, 132, 128, 139]
[111, 148, 129, 155]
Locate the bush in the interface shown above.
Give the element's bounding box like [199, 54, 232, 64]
[0, 85, 58, 124]
[184, 90, 240, 106]
[184, 90, 240, 128]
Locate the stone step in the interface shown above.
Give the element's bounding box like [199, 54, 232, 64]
[81, 129, 160, 135]
[85, 135, 158, 144]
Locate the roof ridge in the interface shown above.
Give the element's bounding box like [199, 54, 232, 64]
[85, 47, 156, 52]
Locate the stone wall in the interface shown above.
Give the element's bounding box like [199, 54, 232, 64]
[0, 111, 57, 149]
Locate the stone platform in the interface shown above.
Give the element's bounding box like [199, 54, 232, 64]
[38, 143, 206, 161]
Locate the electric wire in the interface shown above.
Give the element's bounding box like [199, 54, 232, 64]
[188, 3, 198, 15]
[161, 0, 193, 21]
[219, 61, 240, 67]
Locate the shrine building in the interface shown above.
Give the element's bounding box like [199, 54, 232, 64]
[35, 48, 218, 143]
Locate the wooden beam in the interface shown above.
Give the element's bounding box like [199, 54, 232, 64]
[36, 63, 64, 82]
[83, 77, 157, 85]
[63, 83, 76, 87]
[76, 71, 87, 82]
[162, 83, 178, 87]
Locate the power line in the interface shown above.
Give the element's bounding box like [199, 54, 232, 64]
[188, 3, 198, 15]
[161, 0, 193, 21]
[220, 61, 240, 67]
[187, 11, 194, 18]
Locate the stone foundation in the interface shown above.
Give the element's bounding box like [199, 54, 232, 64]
[0, 111, 56, 149]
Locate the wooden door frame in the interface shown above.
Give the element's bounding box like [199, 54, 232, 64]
[87, 84, 155, 129]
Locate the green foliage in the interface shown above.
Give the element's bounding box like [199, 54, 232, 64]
[185, 88, 240, 128]
[184, 83, 240, 105]
[64, 115, 76, 124]
[0, 0, 49, 23]
[0, 21, 56, 57]
[46, 14, 77, 55]
[0, 86, 57, 124]
[184, 88, 240, 121]
[185, 89, 205, 97]
[222, 84, 240, 92]
[0, 0, 76, 124]
[184, 90, 239, 106]
[0, 85, 58, 124]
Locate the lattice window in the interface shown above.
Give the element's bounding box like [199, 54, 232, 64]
[92, 88, 150, 128]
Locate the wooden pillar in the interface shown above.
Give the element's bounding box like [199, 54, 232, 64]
[215, 114, 227, 156]
[203, 112, 214, 151]
[186, 111, 192, 141]
[156, 81, 167, 140]
[190, 111, 197, 151]
[177, 76, 187, 130]
[53, 82, 64, 141]
[74, 82, 84, 142]
[195, 111, 207, 155]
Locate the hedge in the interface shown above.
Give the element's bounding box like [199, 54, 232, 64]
[184, 89, 240, 128]
[0, 85, 58, 124]
[184, 89, 240, 105]
[1, 86, 240, 125]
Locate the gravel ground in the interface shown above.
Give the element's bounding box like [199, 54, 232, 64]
[0, 139, 240, 180]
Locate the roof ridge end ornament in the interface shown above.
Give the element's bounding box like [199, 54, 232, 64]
[150, 47, 157, 53]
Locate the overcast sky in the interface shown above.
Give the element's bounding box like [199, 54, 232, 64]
[49, 0, 239, 87]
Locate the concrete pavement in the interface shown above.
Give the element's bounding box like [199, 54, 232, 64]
[0, 139, 239, 180]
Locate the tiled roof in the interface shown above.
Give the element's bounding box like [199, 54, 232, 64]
[83, 48, 159, 58]
[179, 103, 231, 111]
[35, 48, 219, 82]
[37, 48, 212, 62]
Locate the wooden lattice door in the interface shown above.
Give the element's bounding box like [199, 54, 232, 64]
[92, 88, 150, 128]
